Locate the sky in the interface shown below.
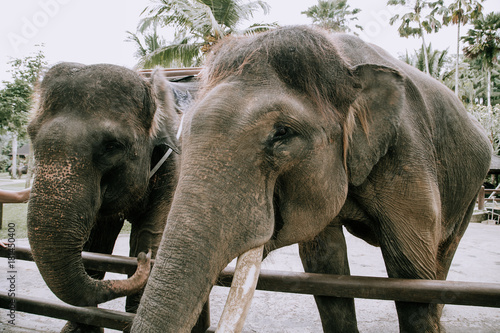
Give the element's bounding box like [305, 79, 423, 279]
[0, 0, 499, 85]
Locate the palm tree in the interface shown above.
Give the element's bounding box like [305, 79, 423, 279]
[401, 43, 450, 79]
[126, 28, 177, 68]
[442, 0, 484, 96]
[388, 0, 444, 75]
[462, 12, 500, 111]
[130, 0, 272, 68]
[301, 0, 362, 34]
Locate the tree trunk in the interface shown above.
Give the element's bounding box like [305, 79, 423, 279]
[419, 25, 431, 75]
[487, 68, 492, 114]
[455, 22, 461, 96]
[11, 133, 17, 179]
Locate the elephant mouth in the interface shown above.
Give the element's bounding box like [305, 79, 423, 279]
[266, 195, 285, 256]
[272, 192, 285, 235]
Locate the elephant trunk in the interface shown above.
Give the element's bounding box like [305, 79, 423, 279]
[27, 159, 150, 307]
[132, 159, 274, 332]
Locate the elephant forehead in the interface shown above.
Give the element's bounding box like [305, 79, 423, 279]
[186, 81, 320, 139]
[43, 108, 141, 137]
[40, 64, 147, 112]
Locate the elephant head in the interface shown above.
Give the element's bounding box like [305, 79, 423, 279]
[132, 26, 491, 332]
[27, 63, 182, 306]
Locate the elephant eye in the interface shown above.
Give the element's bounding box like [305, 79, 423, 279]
[273, 125, 293, 141]
[103, 140, 123, 153]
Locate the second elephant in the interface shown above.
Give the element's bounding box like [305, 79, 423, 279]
[26, 63, 196, 331]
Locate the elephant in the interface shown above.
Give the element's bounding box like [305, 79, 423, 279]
[132, 26, 492, 333]
[26, 63, 196, 332]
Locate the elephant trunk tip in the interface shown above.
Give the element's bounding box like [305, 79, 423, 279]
[95, 250, 152, 305]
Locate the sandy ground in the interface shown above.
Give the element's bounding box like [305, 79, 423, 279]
[0, 222, 499, 332]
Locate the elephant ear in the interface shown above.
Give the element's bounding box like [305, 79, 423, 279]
[346, 64, 405, 186]
[148, 70, 181, 153]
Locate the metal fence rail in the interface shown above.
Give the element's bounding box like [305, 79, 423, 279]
[0, 292, 134, 331]
[1, 246, 499, 331]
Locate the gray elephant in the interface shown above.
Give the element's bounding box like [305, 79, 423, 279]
[26, 63, 195, 332]
[132, 26, 492, 333]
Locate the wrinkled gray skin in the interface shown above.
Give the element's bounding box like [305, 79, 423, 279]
[133, 26, 492, 333]
[27, 63, 195, 332]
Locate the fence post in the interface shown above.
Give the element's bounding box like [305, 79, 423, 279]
[478, 186, 485, 211]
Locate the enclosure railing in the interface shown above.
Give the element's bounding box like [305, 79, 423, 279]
[1, 246, 499, 332]
[477, 186, 500, 211]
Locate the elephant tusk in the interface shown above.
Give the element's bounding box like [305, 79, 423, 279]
[216, 245, 264, 333]
[149, 113, 185, 179]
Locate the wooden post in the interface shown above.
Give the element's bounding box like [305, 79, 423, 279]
[478, 186, 485, 211]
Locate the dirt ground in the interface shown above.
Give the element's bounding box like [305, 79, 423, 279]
[1, 222, 499, 332]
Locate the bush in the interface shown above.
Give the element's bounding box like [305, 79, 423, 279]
[468, 104, 500, 155]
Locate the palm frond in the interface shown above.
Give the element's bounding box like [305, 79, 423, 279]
[141, 40, 204, 68]
[241, 22, 279, 36]
[125, 31, 148, 59]
[237, 1, 271, 20]
[193, 1, 227, 38]
[132, 0, 273, 67]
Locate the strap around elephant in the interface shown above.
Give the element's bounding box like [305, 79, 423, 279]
[149, 114, 185, 179]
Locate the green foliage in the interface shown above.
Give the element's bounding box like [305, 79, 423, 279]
[462, 12, 500, 108]
[0, 80, 32, 135]
[442, 0, 484, 27]
[401, 43, 450, 79]
[462, 11, 500, 70]
[440, 0, 484, 96]
[459, 57, 500, 105]
[301, 0, 363, 34]
[0, 48, 46, 137]
[388, 0, 444, 37]
[469, 104, 500, 154]
[129, 0, 274, 68]
[388, 0, 445, 74]
[6, 48, 47, 85]
[0, 203, 28, 239]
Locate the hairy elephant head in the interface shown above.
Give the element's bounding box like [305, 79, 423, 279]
[27, 63, 182, 306]
[132, 26, 406, 332]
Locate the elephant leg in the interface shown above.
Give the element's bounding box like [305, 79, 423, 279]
[84, 215, 125, 278]
[437, 198, 476, 280]
[126, 212, 167, 313]
[61, 215, 124, 333]
[377, 211, 442, 332]
[432, 197, 477, 320]
[299, 222, 359, 333]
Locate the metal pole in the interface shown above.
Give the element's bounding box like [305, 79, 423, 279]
[1, 246, 499, 308]
[0, 292, 134, 331]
